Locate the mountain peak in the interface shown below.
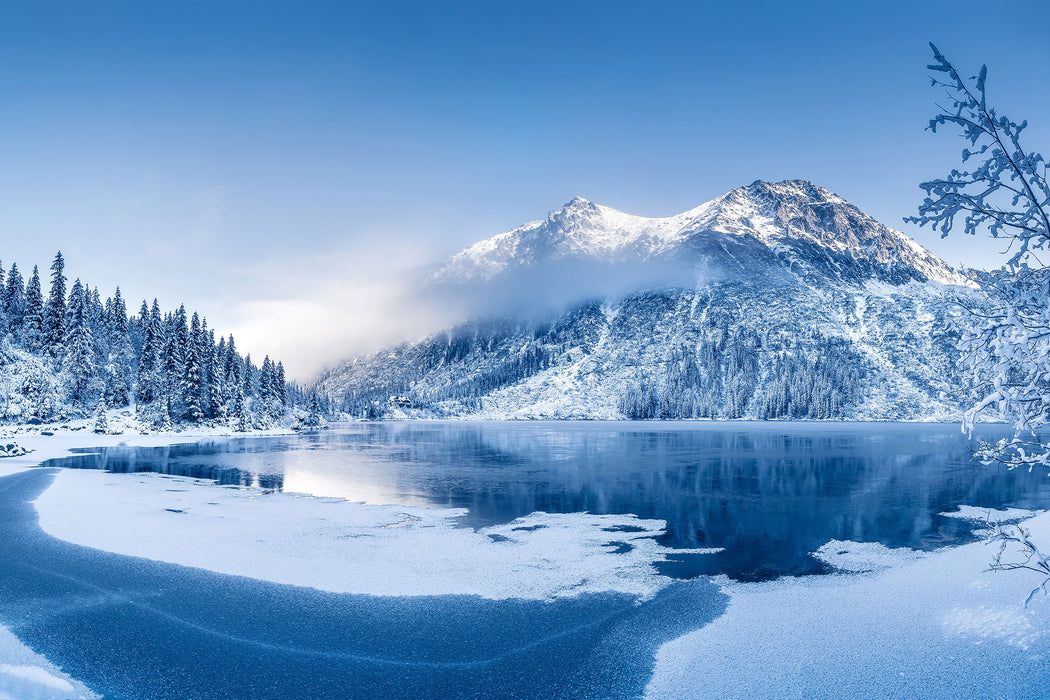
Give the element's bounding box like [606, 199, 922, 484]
[433, 181, 967, 287]
[548, 195, 602, 224]
[734, 179, 844, 205]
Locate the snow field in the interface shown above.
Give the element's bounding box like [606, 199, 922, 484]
[646, 510, 1050, 699]
[34, 468, 720, 601]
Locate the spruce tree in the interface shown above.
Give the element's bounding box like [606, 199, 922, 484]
[93, 399, 108, 434]
[43, 252, 66, 361]
[0, 260, 6, 332]
[22, 266, 44, 352]
[4, 263, 25, 336]
[259, 356, 282, 420]
[181, 312, 204, 422]
[242, 353, 254, 397]
[232, 387, 249, 432]
[161, 313, 185, 418]
[62, 279, 97, 406]
[87, 286, 104, 351]
[223, 335, 240, 393]
[196, 317, 212, 418]
[104, 287, 132, 407]
[135, 300, 156, 405]
[276, 362, 286, 405]
[208, 331, 226, 421]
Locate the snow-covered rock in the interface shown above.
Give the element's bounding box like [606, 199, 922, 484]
[0, 442, 29, 458]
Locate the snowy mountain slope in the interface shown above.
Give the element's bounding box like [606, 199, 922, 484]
[317, 180, 976, 421]
[433, 180, 967, 288]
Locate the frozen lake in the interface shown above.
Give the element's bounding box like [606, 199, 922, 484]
[5, 420, 1049, 699]
[47, 421, 1050, 581]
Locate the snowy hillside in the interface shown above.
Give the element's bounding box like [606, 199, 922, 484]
[318, 180, 976, 421]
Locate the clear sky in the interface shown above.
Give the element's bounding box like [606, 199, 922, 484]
[0, 1, 1047, 378]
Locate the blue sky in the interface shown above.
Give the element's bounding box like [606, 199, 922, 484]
[0, 1, 1047, 376]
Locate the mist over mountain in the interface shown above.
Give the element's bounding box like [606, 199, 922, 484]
[316, 180, 975, 421]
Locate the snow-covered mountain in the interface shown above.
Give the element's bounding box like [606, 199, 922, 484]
[434, 180, 966, 287]
[317, 180, 976, 421]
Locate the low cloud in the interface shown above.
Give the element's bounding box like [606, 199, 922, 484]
[221, 245, 458, 381]
[222, 242, 714, 382]
[428, 254, 711, 322]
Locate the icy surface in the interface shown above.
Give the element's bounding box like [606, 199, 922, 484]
[14, 430, 1050, 697]
[34, 469, 717, 601]
[0, 626, 98, 700]
[646, 511, 1050, 698]
[812, 539, 927, 573]
[0, 430, 287, 481]
[940, 504, 1040, 523]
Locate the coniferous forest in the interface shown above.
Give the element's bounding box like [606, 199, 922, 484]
[0, 251, 324, 430]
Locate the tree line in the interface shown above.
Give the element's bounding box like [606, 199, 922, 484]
[0, 251, 323, 429]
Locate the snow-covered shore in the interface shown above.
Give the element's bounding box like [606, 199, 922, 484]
[646, 508, 1050, 698]
[0, 416, 296, 481]
[33, 467, 717, 601]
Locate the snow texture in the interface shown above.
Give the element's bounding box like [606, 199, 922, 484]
[940, 505, 1040, 523]
[34, 468, 719, 601]
[812, 539, 927, 573]
[646, 510, 1050, 699]
[0, 626, 98, 700]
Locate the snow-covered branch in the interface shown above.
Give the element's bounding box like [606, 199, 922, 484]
[987, 521, 1050, 607]
[906, 44, 1050, 268]
[912, 46, 1050, 472]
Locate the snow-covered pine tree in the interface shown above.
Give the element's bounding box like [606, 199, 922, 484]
[276, 361, 287, 405]
[103, 288, 132, 407]
[93, 398, 108, 434]
[0, 260, 6, 333]
[232, 387, 250, 431]
[181, 312, 204, 423]
[62, 278, 98, 406]
[135, 300, 156, 405]
[258, 356, 283, 421]
[242, 353, 254, 397]
[208, 330, 226, 421]
[196, 318, 210, 419]
[223, 335, 240, 402]
[22, 266, 44, 352]
[87, 286, 105, 358]
[161, 307, 187, 419]
[43, 252, 66, 361]
[3, 263, 25, 336]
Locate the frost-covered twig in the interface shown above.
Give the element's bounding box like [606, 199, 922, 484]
[987, 521, 1050, 607]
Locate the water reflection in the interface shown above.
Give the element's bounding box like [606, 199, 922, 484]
[44, 421, 1050, 581]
